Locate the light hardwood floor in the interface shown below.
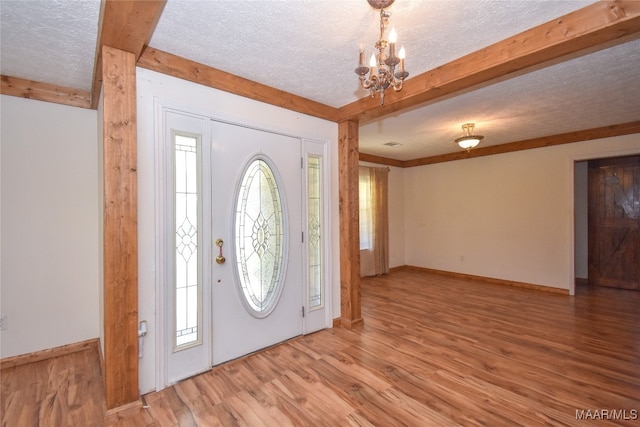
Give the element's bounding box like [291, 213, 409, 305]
[1, 341, 105, 426]
[3, 270, 640, 426]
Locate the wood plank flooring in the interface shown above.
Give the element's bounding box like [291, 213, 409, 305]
[0, 341, 105, 426]
[3, 270, 639, 425]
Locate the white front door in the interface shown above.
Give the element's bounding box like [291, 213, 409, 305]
[210, 121, 303, 365]
[162, 106, 330, 386]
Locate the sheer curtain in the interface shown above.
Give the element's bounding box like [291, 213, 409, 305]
[359, 166, 389, 277]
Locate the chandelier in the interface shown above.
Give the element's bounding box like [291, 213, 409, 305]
[455, 123, 484, 151]
[354, 0, 409, 105]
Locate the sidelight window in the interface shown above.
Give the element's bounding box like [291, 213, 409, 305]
[307, 155, 323, 309]
[173, 132, 202, 349]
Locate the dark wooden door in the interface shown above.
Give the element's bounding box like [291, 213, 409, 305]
[588, 155, 640, 290]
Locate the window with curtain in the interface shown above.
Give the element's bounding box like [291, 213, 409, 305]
[359, 166, 389, 277]
[359, 168, 372, 250]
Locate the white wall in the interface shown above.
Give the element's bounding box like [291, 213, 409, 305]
[574, 161, 588, 279]
[97, 89, 105, 355]
[0, 95, 100, 358]
[136, 68, 339, 393]
[404, 134, 639, 293]
[388, 165, 405, 268]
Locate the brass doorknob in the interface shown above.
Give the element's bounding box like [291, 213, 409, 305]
[215, 239, 225, 264]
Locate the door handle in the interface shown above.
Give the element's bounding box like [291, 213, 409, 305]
[215, 238, 226, 264]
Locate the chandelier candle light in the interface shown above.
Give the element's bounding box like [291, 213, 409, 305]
[355, 0, 409, 105]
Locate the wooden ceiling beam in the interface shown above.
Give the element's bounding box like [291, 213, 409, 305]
[137, 47, 340, 122]
[339, 1, 640, 123]
[358, 122, 640, 167]
[359, 152, 405, 168]
[1, 75, 91, 108]
[90, 0, 167, 109]
[401, 121, 640, 167]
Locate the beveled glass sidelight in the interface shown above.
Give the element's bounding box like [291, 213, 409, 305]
[234, 158, 286, 317]
[174, 133, 200, 348]
[307, 156, 323, 309]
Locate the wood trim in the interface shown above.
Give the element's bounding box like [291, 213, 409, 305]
[358, 122, 640, 169]
[338, 120, 363, 328]
[97, 334, 107, 390]
[104, 400, 144, 422]
[90, 0, 167, 109]
[332, 317, 342, 328]
[102, 1, 166, 59]
[1, 75, 91, 109]
[0, 338, 100, 371]
[340, 317, 365, 329]
[102, 46, 139, 409]
[359, 152, 405, 168]
[338, 1, 640, 123]
[403, 121, 640, 167]
[399, 265, 570, 295]
[137, 47, 340, 122]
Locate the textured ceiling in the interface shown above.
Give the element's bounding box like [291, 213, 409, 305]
[149, 0, 596, 107]
[0, 0, 100, 91]
[1, 0, 638, 160]
[360, 37, 640, 159]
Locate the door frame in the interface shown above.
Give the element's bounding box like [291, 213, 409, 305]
[153, 99, 332, 390]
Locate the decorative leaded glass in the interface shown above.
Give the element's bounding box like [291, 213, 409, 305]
[308, 156, 323, 309]
[174, 133, 200, 348]
[235, 158, 285, 316]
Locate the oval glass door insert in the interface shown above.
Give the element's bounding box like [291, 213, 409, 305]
[234, 157, 286, 317]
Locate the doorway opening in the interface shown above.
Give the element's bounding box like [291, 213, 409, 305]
[574, 155, 640, 292]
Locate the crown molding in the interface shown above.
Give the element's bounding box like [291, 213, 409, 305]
[359, 121, 640, 168]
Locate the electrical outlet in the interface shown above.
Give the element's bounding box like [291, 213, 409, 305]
[0, 315, 7, 331]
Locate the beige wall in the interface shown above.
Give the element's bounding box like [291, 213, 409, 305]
[388, 165, 405, 268]
[0, 95, 100, 358]
[403, 134, 639, 292]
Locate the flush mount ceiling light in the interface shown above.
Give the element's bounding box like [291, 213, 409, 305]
[383, 141, 403, 147]
[455, 123, 484, 151]
[354, 0, 409, 105]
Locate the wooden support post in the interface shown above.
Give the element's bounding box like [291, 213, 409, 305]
[338, 120, 363, 328]
[101, 45, 139, 409]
